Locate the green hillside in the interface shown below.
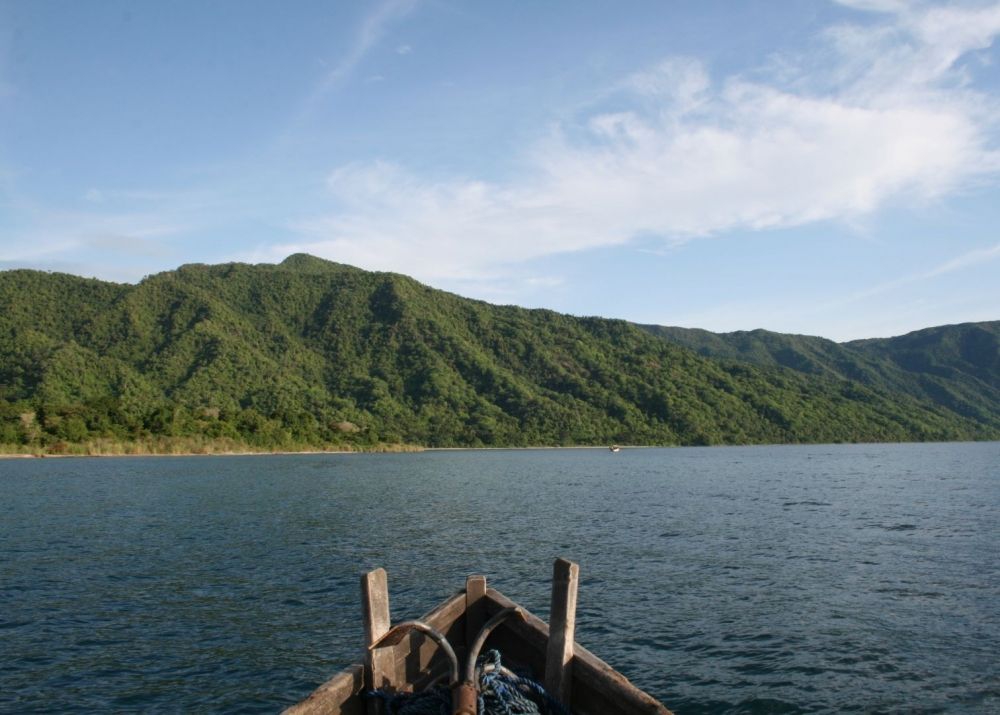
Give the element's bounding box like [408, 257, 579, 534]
[640, 322, 1000, 430]
[1, 256, 995, 453]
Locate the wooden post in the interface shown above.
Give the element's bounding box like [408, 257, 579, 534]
[465, 575, 487, 654]
[362, 568, 393, 715]
[544, 558, 579, 707]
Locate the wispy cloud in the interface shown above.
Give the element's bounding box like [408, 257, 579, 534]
[297, 0, 417, 119]
[662, 239, 1000, 340]
[83, 188, 185, 204]
[844, 240, 1000, 303]
[1, 183, 227, 280]
[922, 239, 1000, 277]
[6, 209, 186, 263]
[271, 1, 1000, 285]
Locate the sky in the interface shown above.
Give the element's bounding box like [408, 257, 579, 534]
[2, 0, 999, 341]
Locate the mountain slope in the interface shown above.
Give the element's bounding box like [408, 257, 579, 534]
[1, 256, 995, 450]
[640, 322, 1000, 429]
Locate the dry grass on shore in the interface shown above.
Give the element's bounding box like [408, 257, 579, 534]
[0, 437, 424, 458]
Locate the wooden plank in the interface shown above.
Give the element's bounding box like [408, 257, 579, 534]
[465, 575, 487, 654]
[393, 591, 467, 691]
[544, 558, 579, 706]
[571, 645, 673, 715]
[285, 591, 468, 713]
[485, 588, 673, 715]
[286, 579, 673, 715]
[281, 665, 365, 715]
[362, 568, 393, 715]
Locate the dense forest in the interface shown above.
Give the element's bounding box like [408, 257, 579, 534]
[0, 254, 996, 454]
[641, 322, 1000, 431]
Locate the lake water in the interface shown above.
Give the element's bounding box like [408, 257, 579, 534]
[1, 443, 998, 714]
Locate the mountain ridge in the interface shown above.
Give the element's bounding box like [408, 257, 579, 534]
[640, 321, 1000, 429]
[1, 255, 996, 452]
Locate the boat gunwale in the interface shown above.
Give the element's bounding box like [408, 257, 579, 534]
[284, 584, 671, 715]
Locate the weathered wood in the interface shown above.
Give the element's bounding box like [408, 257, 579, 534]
[281, 665, 365, 715]
[287, 566, 673, 715]
[571, 644, 672, 715]
[362, 568, 393, 715]
[544, 558, 579, 706]
[393, 591, 467, 691]
[287, 590, 468, 713]
[485, 588, 672, 715]
[465, 575, 487, 654]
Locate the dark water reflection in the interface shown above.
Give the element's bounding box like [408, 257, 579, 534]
[1, 443, 998, 713]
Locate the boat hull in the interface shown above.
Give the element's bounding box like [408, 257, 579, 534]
[284, 580, 670, 715]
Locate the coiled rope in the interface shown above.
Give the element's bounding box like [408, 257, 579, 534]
[367, 650, 571, 715]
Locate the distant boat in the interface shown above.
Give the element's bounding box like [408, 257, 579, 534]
[609, 445, 621, 453]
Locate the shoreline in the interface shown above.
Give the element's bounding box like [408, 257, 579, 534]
[0, 443, 425, 459]
[0, 445, 627, 459]
[2, 440, 988, 459]
[0, 443, 653, 459]
[0, 449, 358, 459]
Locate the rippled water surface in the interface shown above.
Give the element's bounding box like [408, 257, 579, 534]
[2, 443, 998, 713]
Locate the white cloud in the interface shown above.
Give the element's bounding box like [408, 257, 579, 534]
[272, 1, 1000, 284]
[280, 161, 593, 281]
[623, 58, 710, 111]
[826, 1, 1000, 101]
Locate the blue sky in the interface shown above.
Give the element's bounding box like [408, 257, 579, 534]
[2, 0, 999, 341]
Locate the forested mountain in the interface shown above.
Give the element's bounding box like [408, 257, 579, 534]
[641, 322, 1000, 430]
[0, 255, 996, 453]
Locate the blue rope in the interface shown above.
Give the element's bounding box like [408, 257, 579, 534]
[367, 650, 571, 715]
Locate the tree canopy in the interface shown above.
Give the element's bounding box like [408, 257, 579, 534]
[1, 256, 995, 453]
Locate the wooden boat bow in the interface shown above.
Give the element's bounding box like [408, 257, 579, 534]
[284, 559, 672, 715]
